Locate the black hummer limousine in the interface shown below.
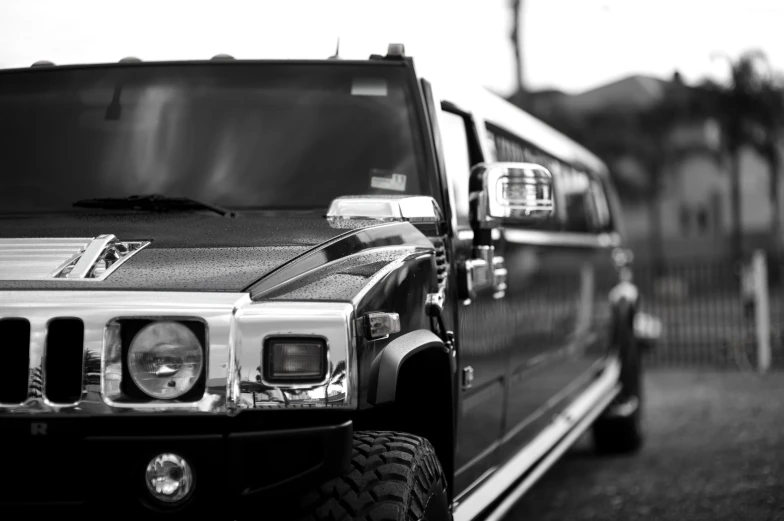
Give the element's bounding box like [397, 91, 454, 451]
[0, 45, 645, 520]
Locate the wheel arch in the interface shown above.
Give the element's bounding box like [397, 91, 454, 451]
[361, 329, 456, 499]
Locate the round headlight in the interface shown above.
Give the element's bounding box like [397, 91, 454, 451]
[128, 321, 204, 399]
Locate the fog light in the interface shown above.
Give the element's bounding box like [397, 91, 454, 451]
[264, 338, 326, 383]
[145, 453, 194, 504]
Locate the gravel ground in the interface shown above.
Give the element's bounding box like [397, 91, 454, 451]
[503, 369, 784, 521]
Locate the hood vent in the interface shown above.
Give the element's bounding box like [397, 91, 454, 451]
[0, 235, 149, 281]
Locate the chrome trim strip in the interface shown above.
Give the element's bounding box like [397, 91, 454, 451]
[263, 245, 424, 301]
[65, 234, 117, 278]
[248, 221, 433, 299]
[483, 383, 621, 521]
[501, 357, 606, 445]
[452, 357, 621, 521]
[226, 294, 252, 409]
[351, 250, 433, 307]
[455, 439, 501, 479]
[503, 229, 621, 248]
[454, 466, 498, 504]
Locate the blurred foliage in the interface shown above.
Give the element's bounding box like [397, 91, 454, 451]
[514, 49, 784, 258]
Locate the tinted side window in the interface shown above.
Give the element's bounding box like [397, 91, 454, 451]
[561, 169, 595, 233]
[560, 170, 615, 233]
[439, 110, 473, 228]
[589, 179, 613, 232]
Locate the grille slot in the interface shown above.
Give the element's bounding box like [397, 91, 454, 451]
[0, 318, 30, 404]
[432, 238, 449, 290]
[44, 318, 85, 404]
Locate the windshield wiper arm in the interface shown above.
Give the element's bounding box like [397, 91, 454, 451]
[73, 194, 237, 218]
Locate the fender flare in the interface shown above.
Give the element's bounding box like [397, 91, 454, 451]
[367, 329, 446, 406]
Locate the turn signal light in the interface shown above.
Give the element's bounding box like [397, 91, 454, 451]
[264, 338, 327, 383]
[363, 312, 401, 340]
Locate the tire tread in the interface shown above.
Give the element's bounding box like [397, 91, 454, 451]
[299, 430, 447, 521]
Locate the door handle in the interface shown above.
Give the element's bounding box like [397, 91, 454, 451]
[458, 258, 488, 301]
[459, 248, 507, 301]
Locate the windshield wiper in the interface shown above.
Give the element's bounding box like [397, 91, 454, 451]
[73, 194, 237, 218]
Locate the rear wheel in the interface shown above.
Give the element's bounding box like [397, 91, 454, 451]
[299, 431, 450, 521]
[593, 301, 644, 454]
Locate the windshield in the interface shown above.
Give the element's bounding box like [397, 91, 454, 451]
[0, 62, 432, 214]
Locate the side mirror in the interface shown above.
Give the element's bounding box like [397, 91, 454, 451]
[470, 162, 555, 228]
[458, 162, 554, 302]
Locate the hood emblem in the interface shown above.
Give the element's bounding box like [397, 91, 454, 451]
[0, 235, 149, 281]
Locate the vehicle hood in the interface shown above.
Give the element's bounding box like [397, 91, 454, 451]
[0, 209, 362, 292]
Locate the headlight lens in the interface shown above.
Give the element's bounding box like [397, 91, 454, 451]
[127, 321, 204, 399]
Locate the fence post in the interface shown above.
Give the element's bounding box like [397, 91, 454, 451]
[753, 250, 771, 373]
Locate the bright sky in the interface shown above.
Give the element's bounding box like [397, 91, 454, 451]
[1, 0, 783, 95]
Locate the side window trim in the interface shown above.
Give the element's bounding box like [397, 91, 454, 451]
[438, 102, 488, 233]
[420, 79, 453, 236]
[437, 103, 476, 231]
[441, 101, 484, 166]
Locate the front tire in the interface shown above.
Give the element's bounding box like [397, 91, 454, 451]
[592, 301, 644, 454]
[300, 431, 450, 521]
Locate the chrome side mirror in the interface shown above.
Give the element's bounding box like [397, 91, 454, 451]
[470, 162, 556, 228]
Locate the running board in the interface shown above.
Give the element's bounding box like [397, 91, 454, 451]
[453, 358, 621, 521]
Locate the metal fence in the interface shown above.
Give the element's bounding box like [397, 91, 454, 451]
[634, 253, 784, 370]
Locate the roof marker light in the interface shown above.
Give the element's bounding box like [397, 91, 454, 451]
[31, 60, 55, 67]
[119, 57, 142, 63]
[211, 54, 235, 61]
[387, 43, 405, 57]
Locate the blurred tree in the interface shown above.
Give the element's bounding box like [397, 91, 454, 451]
[754, 74, 784, 253]
[529, 88, 695, 270]
[699, 50, 784, 259]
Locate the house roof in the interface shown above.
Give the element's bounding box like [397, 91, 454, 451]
[568, 74, 673, 112]
[513, 73, 690, 116]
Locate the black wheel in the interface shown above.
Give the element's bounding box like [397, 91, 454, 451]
[299, 431, 450, 521]
[593, 301, 644, 454]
